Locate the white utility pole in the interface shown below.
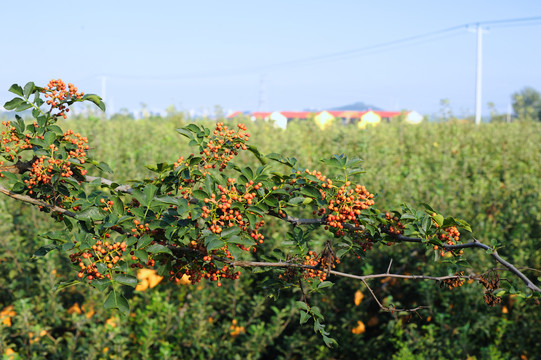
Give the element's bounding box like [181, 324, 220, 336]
[257, 74, 267, 112]
[474, 25, 485, 125]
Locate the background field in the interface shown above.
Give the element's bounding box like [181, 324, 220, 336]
[1, 115, 540, 359]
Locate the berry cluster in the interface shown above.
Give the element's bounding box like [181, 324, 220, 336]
[302, 250, 340, 282]
[129, 219, 150, 237]
[23, 130, 89, 200]
[202, 180, 265, 244]
[384, 212, 405, 235]
[479, 272, 502, 306]
[279, 250, 340, 283]
[441, 271, 465, 290]
[229, 319, 245, 337]
[69, 240, 127, 281]
[42, 79, 84, 119]
[62, 129, 90, 164]
[0, 120, 34, 161]
[321, 182, 375, 236]
[200, 122, 249, 172]
[434, 226, 461, 257]
[169, 253, 241, 287]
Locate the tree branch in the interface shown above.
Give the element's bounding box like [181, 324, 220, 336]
[0, 172, 538, 293]
[390, 233, 541, 292]
[0, 184, 76, 218]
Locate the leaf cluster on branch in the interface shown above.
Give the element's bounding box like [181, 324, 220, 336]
[1, 80, 539, 346]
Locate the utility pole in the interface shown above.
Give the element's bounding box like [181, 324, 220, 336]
[473, 24, 486, 125]
[257, 74, 267, 112]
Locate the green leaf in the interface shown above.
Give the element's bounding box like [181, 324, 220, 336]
[184, 124, 201, 133]
[227, 235, 255, 246]
[310, 306, 323, 320]
[143, 184, 158, 204]
[131, 189, 147, 207]
[53, 280, 82, 292]
[400, 213, 417, 221]
[247, 205, 266, 216]
[192, 189, 209, 200]
[295, 301, 309, 311]
[31, 244, 58, 259]
[300, 185, 320, 199]
[3, 97, 24, 110]
[220, 226, 241, 238]
[23, 82, 35, 98]
[137, 234, 153, 249]
[246, 145, 267, 165]
[205, 236, 224, 251]
[299, 310, 310, 324]
[8, 84, 24, 96]
[97, 161, 113, 173]
[227, 244, 243, 259]
[44, 131, 56, 146]
[76, 207, 104, 221]
[113, 274, 138, 288]
[288, 196, 305, 206]
[433, 214, 444, 227]
[146, 244, 173, 255]
[104, 289, 130, 315]
[112, 196, 125, 215]
[419, 203, 436, 213]
[176, 128, 195, 140]
[82, 94, 106, 112]
[322, 335, 337, 348]
[15, 102, 32, 111]
[317, 281, 334, 289]
[134, 249, 149, 263]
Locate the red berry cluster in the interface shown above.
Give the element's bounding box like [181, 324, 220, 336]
[62, 129, 89, 165]
[23, 130, 89, 197]
[320, 182, 375, 236]
[70, 240, 127, 281]
[384, 212, 405, 235]
[169, 245, 241, 287]
[302, 250, 340, 282]
[202, 179, 265, 244]
[278, 250, 340, 283]
[42, 79, 84, 119]
[435, 226, 461, 257]
[200, 122, 249, 172]
[128, 219, 151, 240]
[0, 120, 34, 161]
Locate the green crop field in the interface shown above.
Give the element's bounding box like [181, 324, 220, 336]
[1, 113, 540, 359]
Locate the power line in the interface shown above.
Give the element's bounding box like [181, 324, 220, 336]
[98, 15, 541, 82]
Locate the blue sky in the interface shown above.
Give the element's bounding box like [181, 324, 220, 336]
[1, 1, 540, 116]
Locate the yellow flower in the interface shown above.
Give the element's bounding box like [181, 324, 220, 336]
[1, 305, 16, 327]
[105, 317, 117, 328]
[67, 303, 82, 315]
[354, 290, 364, 306]
[135, 269, 163, 291]
[4, 348, 16, 360]
[178, 274, 191, 285]
[352, 320, 366, 334]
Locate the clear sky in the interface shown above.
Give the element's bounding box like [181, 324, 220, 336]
[1, 1, 540, 116]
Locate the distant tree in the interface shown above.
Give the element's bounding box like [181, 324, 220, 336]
[512, 87, 541, 122]
[487, 102, 507, 123]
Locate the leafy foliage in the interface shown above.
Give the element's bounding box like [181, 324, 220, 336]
[0, 80, 539, 359]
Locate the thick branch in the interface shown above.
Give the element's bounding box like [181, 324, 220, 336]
[0, 157, 36, 174]
[0, 184, 76, 218]
[390, 233, 541, 292]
